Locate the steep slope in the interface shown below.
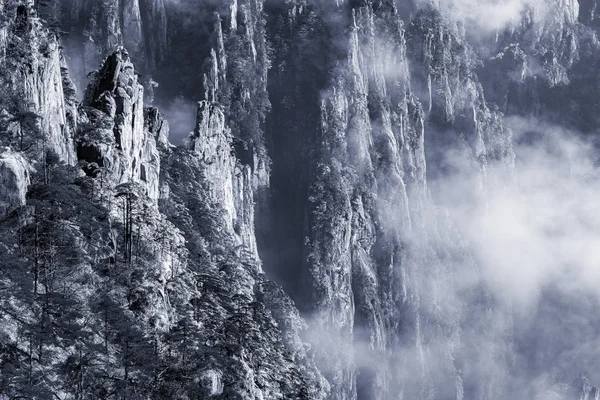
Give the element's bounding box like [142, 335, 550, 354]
[264, 1, 600, 399]
[479, 0, 599, 131]
[55, 0, 167, 90]
[77, 47, 160, 200]
[263, 1, 514, 399]
[0, 0, 599, 399]
[0, 2, 76, 163]
[0, 3, 327, 399]
[0, 1, 76, 213]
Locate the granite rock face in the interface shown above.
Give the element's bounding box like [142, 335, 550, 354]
[189, 100, 261, 264]
[1, 10, 77, 164]
[0, 0, 598, 399]
[0, 2, 328, 398]
[264, 1, 597, 399]
[78, 47, 160, 200]
[0, 149, 29, 215]
[284, 3, 504, 398]
[58, 0, 166, 84]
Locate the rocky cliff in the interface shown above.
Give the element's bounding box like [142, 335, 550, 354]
[0, 2, 326, 398]
[77, 47, 160, 200]
[0, 0, 598, 399]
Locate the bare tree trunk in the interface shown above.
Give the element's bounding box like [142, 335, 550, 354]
[43, 148, 48, 185]
[34, 209, 39, 295]
[19, 123, 23, 152]
[135, 222, 140, 266]
[104, 308, 109, 355]
[78, 345, 84, 399]
[29, 331, 33, 384]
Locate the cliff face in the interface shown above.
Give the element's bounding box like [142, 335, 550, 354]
[278, 3, 508, 398]
[0, 149, 29, 214]
[0, 0, 599, 399]
[58, 0, 165, 85]
[77, 47, 160, 200]
[263, 1, 599, 398]
[3, 6, 76, 164]
[480, 0, 600, 132]
[0, 3, 76, 211]
[0, 3, 326, 399]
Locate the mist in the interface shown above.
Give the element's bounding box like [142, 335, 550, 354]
[304, 115, 600, 397]
[45, 0, 600, 397]
[156, 96, 197, 144]
[424, 116, 600, 391]
[435, 118, 599, 310]
[412, 0, 547, 32]
[263, 1, 600, 396]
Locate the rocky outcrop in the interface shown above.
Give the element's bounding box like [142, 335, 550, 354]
[407, 7, 515, 181]
[477, 0, 600, 132]
[189, 101, 261, 264]
[178, 0, 271, 266]
[570, 375, 600, 400]
[0, 150, 29, 215]
[144, 106, 169, 147]
[57, 0, 167, 95]
[0, 7, 331, 396]
[3, 12, 77, 165]
[78, 47, 160, 200]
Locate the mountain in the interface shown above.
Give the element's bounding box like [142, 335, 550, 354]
[0, 0, 598, 399]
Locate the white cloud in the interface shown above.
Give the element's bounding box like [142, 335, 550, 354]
[433, 116, 600, 312]
[411, 0, 565, 33]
